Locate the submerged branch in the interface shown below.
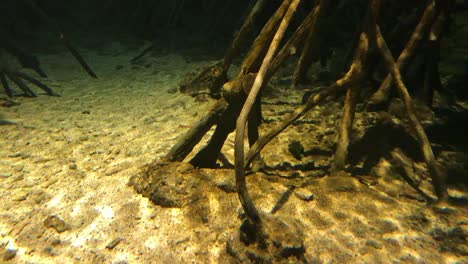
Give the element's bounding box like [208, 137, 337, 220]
[234, 0, 300, 245]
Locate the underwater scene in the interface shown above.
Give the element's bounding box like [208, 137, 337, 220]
[1, 0, 467, 263]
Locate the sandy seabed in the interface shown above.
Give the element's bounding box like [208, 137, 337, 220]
[0, 37, 467, 263]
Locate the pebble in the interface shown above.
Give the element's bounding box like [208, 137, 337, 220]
[43, 215, 70, 233]
[105, 166, 123, 176]
[0, 173, 12, 178]
[106, 238, 123, 250]
[12, 190, 29, 201]
[21, 153, 31, 159]
[295, 188, 314, 201]
[3, 249, 17, 261]
[43, 246, 59, 256]
[8, 152, 22, 158]
[366, 239, 383, 249]
[13, 164, 24, 172]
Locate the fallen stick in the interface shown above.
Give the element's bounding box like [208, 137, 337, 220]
[375, 25, 448, 202]
[368, 0, 435, 108]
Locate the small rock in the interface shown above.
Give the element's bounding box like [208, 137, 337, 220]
[3, 249, 17, 261]
[0, 173, 12, 178]
[51, 239, 61, 246]
[105, 166, 123, 176]
[375, 219, 398, 233]
[106, 238, 123, 250]
[82, 110, 91, 115]
[31, 189, 50, 204]
[356, 175, 378, 186]
[13, 164, 24, 172]
[12, 190, 29, 201]
[295, 189, 314, 201]
[78, 135, 89, 141]
[175, 237, 190, 245]
[69, 163, 77, 170]
[8, 152, 22, 158]
[43, 246, 59, 256]
[432, 203, 456, 215]
[43, 215, 69, 233]
[366, 239, 382, 249]
[288, 141, 304, 160]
